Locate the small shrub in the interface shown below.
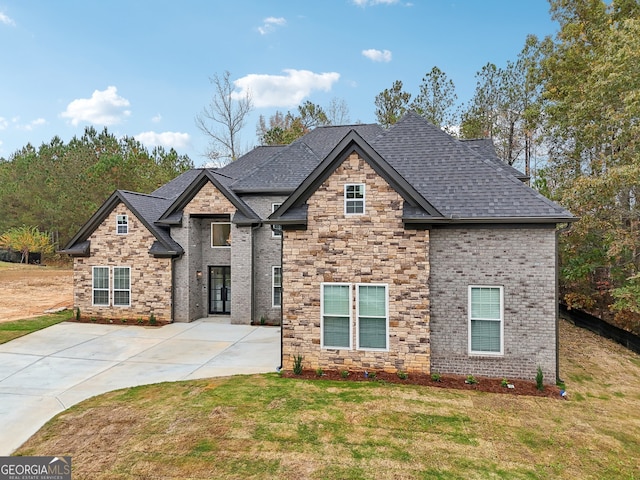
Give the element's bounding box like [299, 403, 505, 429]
[397, 371, 408, 380]
[465, 375, 478, 385]
[536, 366, 544, 391]
[368, 371, 377, 380]
[340, 370, 350, 379]
[431, 372, 441, 382]
[293, 354, 304, 375]
[149, 313, 157, 326]
[90, 317, 97, 323]
[260, 315, 267, 325]
[315, 367, 324, 377]
[501, 378, 509, 387]
[121, 318, 127, 324]
[75, 307, 81, 321]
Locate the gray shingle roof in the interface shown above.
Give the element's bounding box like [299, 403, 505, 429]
[151, 169, 202, 200]
[371, 112, 573, 220]
[229, 124, 383, 193]
[461, 138, 529, 181]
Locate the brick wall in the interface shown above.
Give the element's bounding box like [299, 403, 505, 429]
[429, 226, 558, 383]
[74, 204, 172, 321]
[173, 181, 238, 322]
[282, 153, 430, 373]
[242, 195, 287, 324]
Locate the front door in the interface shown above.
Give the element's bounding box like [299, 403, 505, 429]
[209, 266, 231, 314]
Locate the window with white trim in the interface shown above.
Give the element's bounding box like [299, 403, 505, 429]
[92, 267, 109, 306]
[344, 183, 365, 214]
[357, 284, 388, 350]
[211, 222, 231, 247]
[272, 266, 282, 308]
[272, 203, 282, 238]
[113, 267, 131, 306]
[116, 214, 128, 234]
[469, 286, 503, 355]
[321, 283, 352, 349]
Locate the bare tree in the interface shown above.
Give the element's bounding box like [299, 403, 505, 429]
[195, 71, 253, 164]
[327, 97, 351, 125]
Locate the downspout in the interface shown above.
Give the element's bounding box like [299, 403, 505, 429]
[555, 222, 572, 384]
[279, 226, 284, 371]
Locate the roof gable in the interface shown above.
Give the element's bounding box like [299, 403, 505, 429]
[60, 190, 182, 257]
[270, 129, 442, 227]
[158, 169, 260, 225]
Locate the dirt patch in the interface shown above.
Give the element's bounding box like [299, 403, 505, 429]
[0, 264, 73, 323]
[282, 369, 564, 398]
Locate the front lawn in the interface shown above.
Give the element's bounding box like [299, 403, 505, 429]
[15, 320, 640, 479]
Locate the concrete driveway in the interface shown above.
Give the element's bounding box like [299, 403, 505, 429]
[0, 319, 280, 455]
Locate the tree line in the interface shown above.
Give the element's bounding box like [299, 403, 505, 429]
[0, 127, 193, 251]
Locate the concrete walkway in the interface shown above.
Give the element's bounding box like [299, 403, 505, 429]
[0, 319, 280, 455]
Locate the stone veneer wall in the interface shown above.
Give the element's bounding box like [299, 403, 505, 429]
[74, 204, 172, 321]
[282, 153, 430, 373]
[429, 226, 558, 383]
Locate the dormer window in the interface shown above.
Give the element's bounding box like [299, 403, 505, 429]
[345, 184, 365, 214]
[116, 214, 128, 234]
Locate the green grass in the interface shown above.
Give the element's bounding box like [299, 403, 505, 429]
[14, 320, 640, 479]
[0, 310, 73, 344]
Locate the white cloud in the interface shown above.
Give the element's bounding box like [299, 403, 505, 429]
[151, 114, 162, 123]
[362, 48, 392, 62]
[352, 0, 399, 6]
[18, 118, 47, 131]
[232, 69, 340, 108]
[0, 117, 8, 130]
[135, 131, 191, 150]
[0, 12, 16, 26]
[60, 86, 131, 126]
[258, 16, 286, 35]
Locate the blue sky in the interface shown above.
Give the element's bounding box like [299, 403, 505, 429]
[0, 1, 559, 166]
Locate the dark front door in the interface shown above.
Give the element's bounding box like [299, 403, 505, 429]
[209, 266, 231, 314]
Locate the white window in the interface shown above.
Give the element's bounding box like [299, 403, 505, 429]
[357, 284, 388, 350]
[116, 214, 128, 234]
[469, 286, 504, 355]
[345, 184, 365, 214]
[211, 222, 231, 247]
[272, 203, 282, 238]
[92, 267, 109, 306]
[272, 266, 282, 308]
[321, 283, 352, 349]
[113, 267, 131, 307]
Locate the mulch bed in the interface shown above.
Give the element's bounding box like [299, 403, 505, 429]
[282, 369, 565, 399]
[70, 317, 169, 327]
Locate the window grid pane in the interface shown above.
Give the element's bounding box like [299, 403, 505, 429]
[471, 319, 501, 352]
[358, 285, 387, 349]
[470, 287, 502, 353]
[113, 267, 130, 306]
[92, 267, 109, 306]
[212, 223, 231, 247]
[273, 267, 282, 307]
[323, 285, 350, 316]
[116, 215, 128, 234]
[359, 317, 386, 349]
[323, 316, 350, 348]
[345, 184, 364, 214]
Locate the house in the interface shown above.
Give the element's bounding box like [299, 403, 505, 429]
[62, 112, 575, 383]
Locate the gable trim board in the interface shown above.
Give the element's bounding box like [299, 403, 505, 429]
[62, 112, 576, 383]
